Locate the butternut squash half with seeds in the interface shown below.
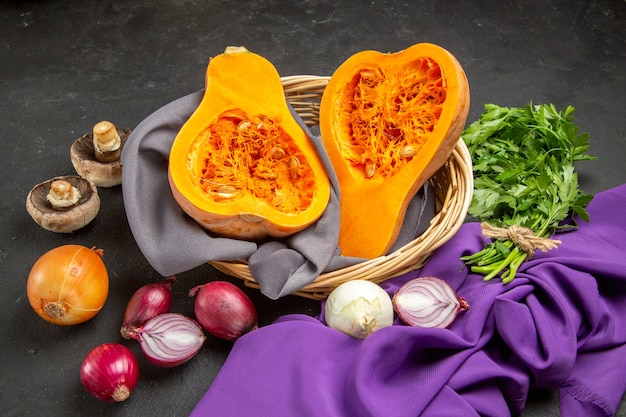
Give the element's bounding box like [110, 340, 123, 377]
[320, 43, 470, 259]
[168, 46, 330, 240]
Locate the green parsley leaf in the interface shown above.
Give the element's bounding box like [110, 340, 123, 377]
[460, 103, 596, 283]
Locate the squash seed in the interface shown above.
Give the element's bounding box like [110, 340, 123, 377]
[240, 213, 265, 223]
[400, 145, 417, 158]
[289, 156, 300, 179]
[209, 184, 238, 201]
[236, 120, 252, 131]
[269, 146, 286, 160]
[365, 161, 376, 178]
[271, 193, 284, 207]
[256, 170, 278, 180]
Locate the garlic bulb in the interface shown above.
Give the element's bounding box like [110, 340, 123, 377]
[324, 280, 394, 339]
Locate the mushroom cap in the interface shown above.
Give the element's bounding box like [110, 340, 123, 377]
[70, 127, 130, 187]
[26, 175, 100, 233]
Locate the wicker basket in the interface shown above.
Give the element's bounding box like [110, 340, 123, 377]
[209, 75, 474, 300]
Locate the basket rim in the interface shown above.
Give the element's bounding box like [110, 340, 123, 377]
[209, 74, 474, 300]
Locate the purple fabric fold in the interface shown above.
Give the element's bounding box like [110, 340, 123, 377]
[190, 183, 626, 417]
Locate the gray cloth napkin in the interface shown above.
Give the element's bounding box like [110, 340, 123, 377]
[122, 91, 435, 299]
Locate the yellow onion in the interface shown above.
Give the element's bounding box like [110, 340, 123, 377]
[26, 245, 109, 325]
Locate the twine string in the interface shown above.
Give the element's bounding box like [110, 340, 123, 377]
[480, 222, 561, 257]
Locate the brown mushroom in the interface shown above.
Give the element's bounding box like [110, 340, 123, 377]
[70, 121, 130, 187]
[26, 175, 100, 233]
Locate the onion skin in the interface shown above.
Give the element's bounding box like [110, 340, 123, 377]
[80, 343, 139, 402]
[120, 276, 176, 339]
[26, 245, 109, 325]
[324, 280, 394, 339]
[129, 313, 205, 367]
[189, 281, 258, 342]
[392, 276, 469, 328]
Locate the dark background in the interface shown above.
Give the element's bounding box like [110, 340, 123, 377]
[1, 1, 625, 416]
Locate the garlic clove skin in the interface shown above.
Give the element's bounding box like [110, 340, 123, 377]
[325, 280, 394, 339]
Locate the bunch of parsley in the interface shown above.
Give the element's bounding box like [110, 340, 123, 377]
[461, 103, 595, 283]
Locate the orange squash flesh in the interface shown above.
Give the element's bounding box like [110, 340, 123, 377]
[320, 43, 470, 259]
[168, 46, 331, 240]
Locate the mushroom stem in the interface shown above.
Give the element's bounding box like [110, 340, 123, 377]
[47, 180, 81, 210]
[93, 121, 122, 163]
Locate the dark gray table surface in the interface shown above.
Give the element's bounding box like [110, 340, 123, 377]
[1, 1, 625, 416]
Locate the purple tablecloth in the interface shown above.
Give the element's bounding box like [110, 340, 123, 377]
[190, 183, 626, 417]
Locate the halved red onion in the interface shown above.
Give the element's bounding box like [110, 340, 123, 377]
[392, 276, 469, 328]
[128, 313, 205, 367]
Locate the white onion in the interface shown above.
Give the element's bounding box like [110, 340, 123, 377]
[392, 276, 469, 328]
[324, 280, 394, 339]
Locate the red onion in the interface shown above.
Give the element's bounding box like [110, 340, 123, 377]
[189, 281, 258, 342]
[128, 313, 205, 367]
[120, 276, 176, 339]
[80, 343, 139, 402]
[392, 276, 469, 328]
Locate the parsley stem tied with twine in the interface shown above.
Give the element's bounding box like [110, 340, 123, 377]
[480, 223, 561, 256]
[461, 223, 562, 284]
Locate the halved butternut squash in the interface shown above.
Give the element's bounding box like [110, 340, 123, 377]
[319, 43, 470, 258]
[168, 46, 331, 240]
